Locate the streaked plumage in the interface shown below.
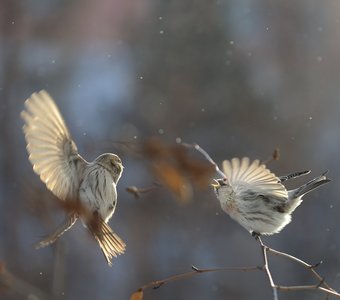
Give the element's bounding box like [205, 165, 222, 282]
[22, 90, 125, 265]
[213, 157, 330, 235]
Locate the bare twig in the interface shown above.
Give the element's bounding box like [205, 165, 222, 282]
[126, 183, 161, 199]
[257, 237, 278, 300]
[132, 237, 340, 300]
[277, 284, 340, 297]
[131, 265, 260, 297]
[256, 237, 340, 299]
[148, 265, 260, 290]
[181, 143, 226, 179]
[267, 247, 337, 293]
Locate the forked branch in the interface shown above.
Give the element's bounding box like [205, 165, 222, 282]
[130, 239, 340, 300]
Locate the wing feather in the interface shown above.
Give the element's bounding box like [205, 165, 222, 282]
[237, 157, 250, 180]
[22, 90, 86, 201]
[222, 157, 288, 198]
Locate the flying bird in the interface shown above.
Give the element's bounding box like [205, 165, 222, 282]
[21, 90, 125, 265]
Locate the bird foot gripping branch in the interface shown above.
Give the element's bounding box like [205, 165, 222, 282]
[182, 142, 330, 235]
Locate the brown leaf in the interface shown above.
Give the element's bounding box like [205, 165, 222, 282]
[0, 262, 5, 273]
[0, 262, 14, 293]
[152, 161, 192, 203]
[171, 145, 215, 187]
[142, 137, 169, 160]
[262, 147, 281, 165]
[130, 289, 144, 300]
[142, 138, 215, 203]
[273, 148, 280, 161]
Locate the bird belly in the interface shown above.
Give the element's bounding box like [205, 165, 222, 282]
[219, 194, 292, 235]
[79, 167, 117, 222]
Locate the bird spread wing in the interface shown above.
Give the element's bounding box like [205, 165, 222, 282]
[87, 215, 126, 266]
[21, 90, 86, 201]
[222, 157, 288, 199]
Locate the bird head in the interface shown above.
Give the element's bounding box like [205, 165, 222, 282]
[95, 153, 124, 183]
[211, 177, 229, 189]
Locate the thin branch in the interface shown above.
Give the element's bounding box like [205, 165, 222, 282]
[257, 237, 340, 299]
[181, 143, 226, 178]
[137, 265, 260, 291]
[133, 237, 340, 300]
[257, 237, 278, 300]
[277, 284, 324, 291]
[267, 247, 336, 293]
[126, 183, 161, 199]
[277, 284, 340, 296]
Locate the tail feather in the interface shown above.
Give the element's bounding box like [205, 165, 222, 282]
[283, 173, 330, 214]
[291, 173, 330, 199]
[279, 170, 311, 183]
[88, 216, 126, 266]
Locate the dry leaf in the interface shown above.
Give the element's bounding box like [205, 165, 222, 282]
[130, 289, 144, 300]
[142, 137, 168, 160]
[141, 138, 215, 203]
[0, 262, 10, 293]
[152, 161, 192, 203]
[262, 148, 280, 165]
[171, 145, 215, 187]
[273, 148, 280, 161]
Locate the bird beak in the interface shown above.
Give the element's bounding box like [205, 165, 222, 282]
[211, 179, 220, 188]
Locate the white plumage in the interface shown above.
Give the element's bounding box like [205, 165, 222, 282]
[22, 90, 125, 265]
[214, 157, 330, 235]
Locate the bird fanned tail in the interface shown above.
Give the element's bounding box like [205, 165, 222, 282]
[88, 216, 126, 266]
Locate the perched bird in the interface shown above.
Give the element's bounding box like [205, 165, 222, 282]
[21, 90, 125, 265]
[213, 157, 330, 236]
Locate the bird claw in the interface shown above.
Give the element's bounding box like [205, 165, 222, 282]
[251, 231, 261, 240]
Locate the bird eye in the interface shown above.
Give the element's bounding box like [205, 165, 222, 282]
[111, 161, 121, 174]
[218, 178, 228, 186]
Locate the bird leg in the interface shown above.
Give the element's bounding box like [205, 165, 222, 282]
[251, 231, 261, 240]
[35, 213, 78, 249]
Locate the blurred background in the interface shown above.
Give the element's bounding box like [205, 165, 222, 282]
[1, 0, 340, 299]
